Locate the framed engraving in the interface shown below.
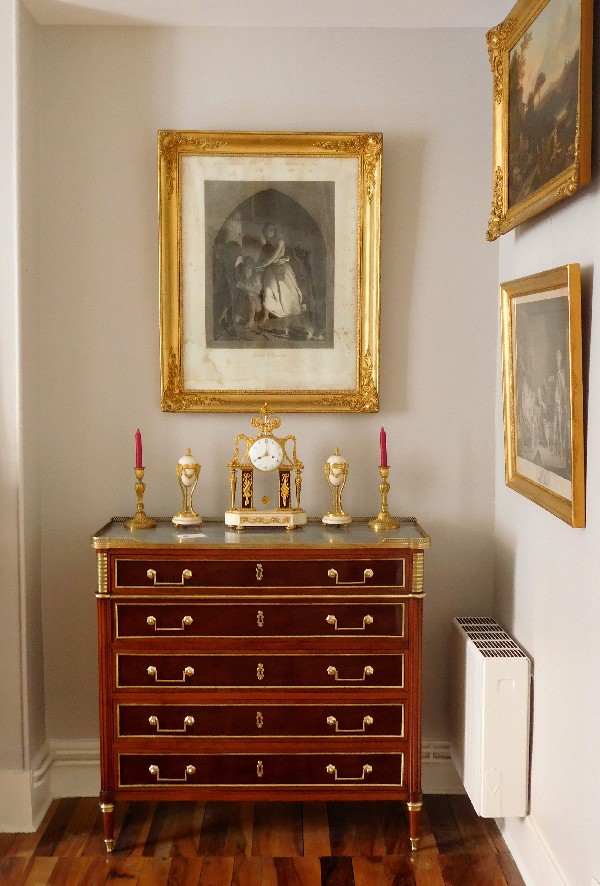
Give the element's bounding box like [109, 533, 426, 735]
[158, 130, 382, 412]
[486, 0, 592, 240]
[500, 264, 585, 526]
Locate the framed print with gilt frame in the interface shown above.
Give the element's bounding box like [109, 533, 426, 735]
[158, 130, 382, 413]
[486, 0, 592, 240]
[500, 264, 585, 527]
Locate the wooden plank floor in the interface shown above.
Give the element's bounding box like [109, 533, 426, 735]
[0, 796, 525, 885]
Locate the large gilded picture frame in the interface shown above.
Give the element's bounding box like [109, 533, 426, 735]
[158, 130, 382, 413]
[486, 0, 592, 240]
[500, 264, 585, 527]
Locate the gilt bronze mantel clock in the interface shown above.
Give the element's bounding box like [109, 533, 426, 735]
[225, 404, 306, 530]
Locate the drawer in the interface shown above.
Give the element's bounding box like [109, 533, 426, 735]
[116, 653, 404, 689]
[114, 557, 405, 590]
[117, 703, 405, 738]
[118, 752, 405, 788]
[115, 602, 405, 639]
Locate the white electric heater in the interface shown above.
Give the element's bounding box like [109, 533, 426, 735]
[450, 616, 531, 818]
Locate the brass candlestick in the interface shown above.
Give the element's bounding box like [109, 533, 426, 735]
[124, 467, 156, 530]
[369, 466, 400, 531]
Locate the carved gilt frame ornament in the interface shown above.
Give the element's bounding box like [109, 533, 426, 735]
[486, 0, 592, 240]
[500, 264, 585, 527]
[158, 130, 382, 413]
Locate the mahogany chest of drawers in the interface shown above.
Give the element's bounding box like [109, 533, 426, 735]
[92, 519, 430, 852]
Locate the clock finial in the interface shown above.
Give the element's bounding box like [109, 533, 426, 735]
[252, 402, 280, 435]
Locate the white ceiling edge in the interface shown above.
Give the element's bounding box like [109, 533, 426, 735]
[21, 0, 509, 29]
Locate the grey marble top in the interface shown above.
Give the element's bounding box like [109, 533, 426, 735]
[91, 517, 430, 551]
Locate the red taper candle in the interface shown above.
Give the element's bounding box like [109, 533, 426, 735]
[135, 428, 143, 469]
[380, 426, 388, 468]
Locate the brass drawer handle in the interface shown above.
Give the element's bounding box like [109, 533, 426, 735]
[257, 610, 265, 628]
[256, 711, 264, 729]
[327, 715, 374, 733]
[256, 563, 264, 581]
[257, 760, 264, 778]
[326, 763, 373, 782]
[326, 614, 374, 631]
[147, 615, 193, 632]
[147, 665, 194, 683]
[257, 662, 265, 681]
[149, 764, 196, 783]
[327, 568, 374, 585]
[148, 715, 195, 733]
[327, 665, 374, 682]
[146, 568, 192, 587]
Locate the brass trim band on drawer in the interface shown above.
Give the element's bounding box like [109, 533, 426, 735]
[146, 614, 193, 632]
[109, 593, 410, 601]
[327, 568, 373, 585]
[147, 665, 194, 683]
[326, 763, 373, 782]
[117, 703, 405, 739]
[110, 554, 411, 590]
[148, 764, 196, 783]
[148, 715, 195, 733]
[146, 568, 192, 587]
[327, 665, 374, 682]
[327, 714, 373, 733]
[118, 752, 405, 789]
[117, 654, 403, 690]
[114, 602, 405, 639]
[326, 614, 373, 631]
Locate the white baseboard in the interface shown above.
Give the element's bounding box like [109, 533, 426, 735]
[47, 739, 100, 799]
[422, 739, 465, 794]
[0, 737, 463, 832]
[0, 743, 53, 832]
[0, 769, 39, 832]
[496, 816, 569, 886]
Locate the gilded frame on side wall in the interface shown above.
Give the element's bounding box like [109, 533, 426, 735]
[486, 0, 592, 240]
[500, 264, 585, 527]
[158, 130, 382, 413]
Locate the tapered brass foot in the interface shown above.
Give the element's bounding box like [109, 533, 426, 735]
[407, 799, 423, 852]
[100, 800, 115, 854]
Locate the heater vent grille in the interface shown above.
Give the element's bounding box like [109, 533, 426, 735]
[455, 617, 528, 658]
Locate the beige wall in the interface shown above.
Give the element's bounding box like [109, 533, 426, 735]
[20, 0, 46, 769]
[494, 97, 600, 886]
[33, 24, 498, 744]
[0, 0, 24, 774]
[0, 3, 46, 829]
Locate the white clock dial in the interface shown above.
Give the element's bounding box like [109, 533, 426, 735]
[248, 437, 284, 472]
